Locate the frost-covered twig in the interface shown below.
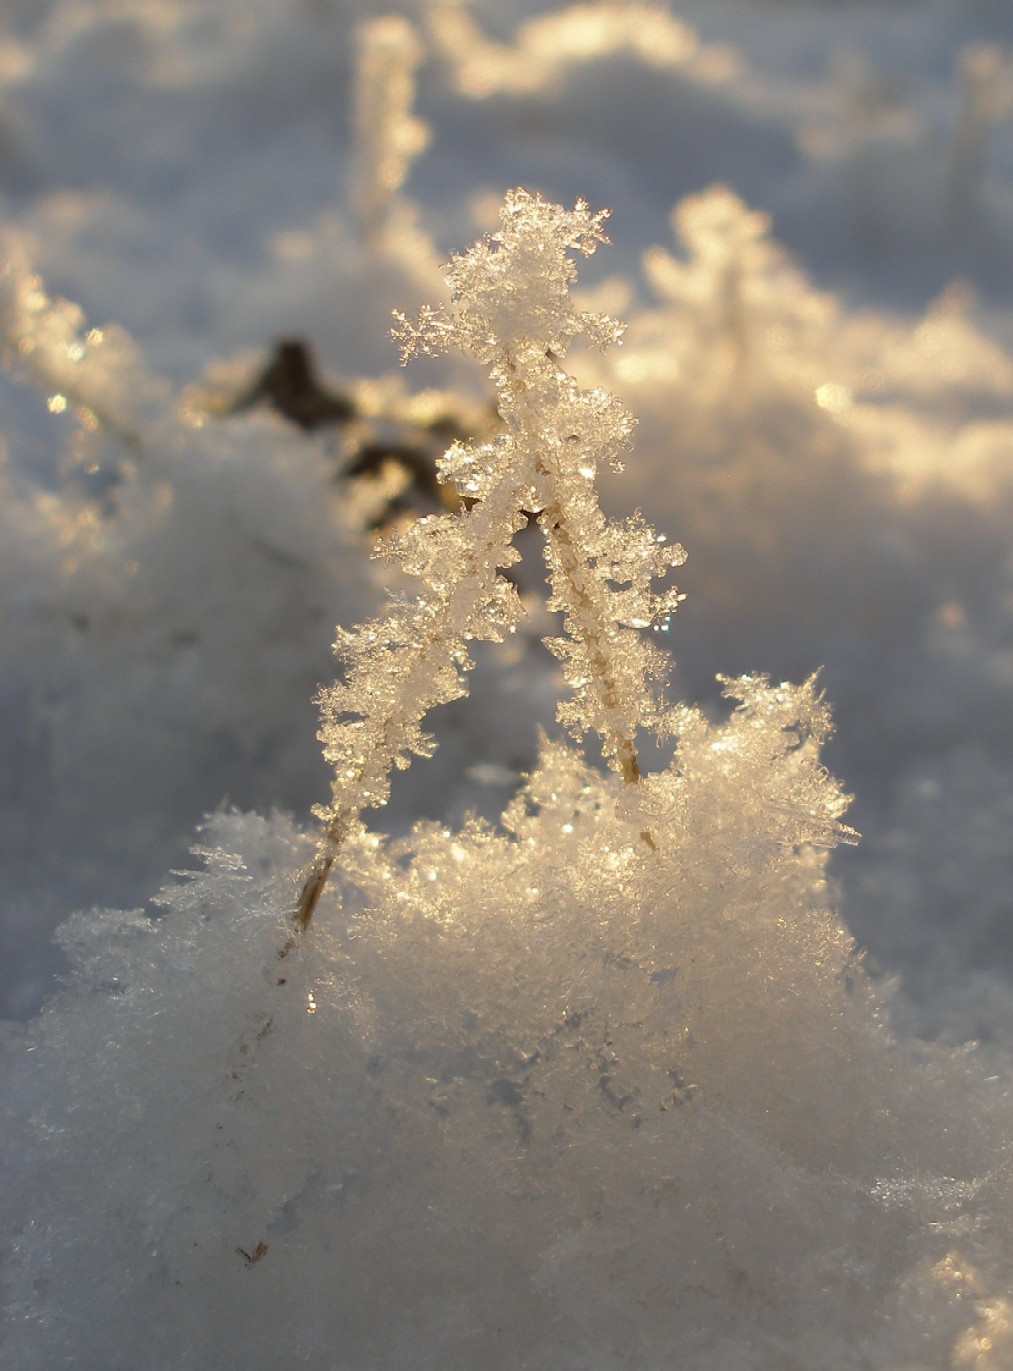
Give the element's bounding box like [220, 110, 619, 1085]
[296, 484, 526, 928]
[296, 190, 684, 928]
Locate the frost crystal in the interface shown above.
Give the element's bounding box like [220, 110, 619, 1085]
[300, 191, 685, 924]
[393, 189, 622, 364]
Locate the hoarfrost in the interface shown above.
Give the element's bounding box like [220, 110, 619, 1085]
[2, 696, 1010, 1369]
[4, 7, 1013, 1368]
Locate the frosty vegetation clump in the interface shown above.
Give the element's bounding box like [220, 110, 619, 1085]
[298, 189, 683, 925]
[5, 191, 1013, 1371]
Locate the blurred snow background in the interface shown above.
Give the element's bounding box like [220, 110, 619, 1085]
[4, 0, 1013, 1364]
[2, 0, 1012, 1039]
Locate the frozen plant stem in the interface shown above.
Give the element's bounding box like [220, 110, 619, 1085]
[296, 191, 684, 928]
[538, 482, 641, 786]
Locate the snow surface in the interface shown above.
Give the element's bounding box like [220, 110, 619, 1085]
[4, 1, 1013, 1366]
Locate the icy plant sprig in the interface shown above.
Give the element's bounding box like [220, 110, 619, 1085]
[296, 189, 685, 928]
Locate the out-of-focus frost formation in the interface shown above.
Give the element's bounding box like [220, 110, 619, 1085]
[4, 0, 1013, 1367]
[353, 15, 430, 244]
[0, 242, 378, 1015]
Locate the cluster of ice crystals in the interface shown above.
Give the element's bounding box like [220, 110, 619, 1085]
[402, 194, 681, 766]
[393, 188, 622, 367]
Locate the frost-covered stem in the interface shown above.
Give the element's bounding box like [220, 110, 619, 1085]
[0, 244, 163, 451]
[501, 344, 665, 797]
[537, 476, 641, 786]
[295, 481, 524, 928]
[504, 341, 660, 840]
[295, 807, 353, 931]
[536, 476, 656, 850]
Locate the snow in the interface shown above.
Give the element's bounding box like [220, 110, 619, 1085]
[4, 1, 1013, 1366]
